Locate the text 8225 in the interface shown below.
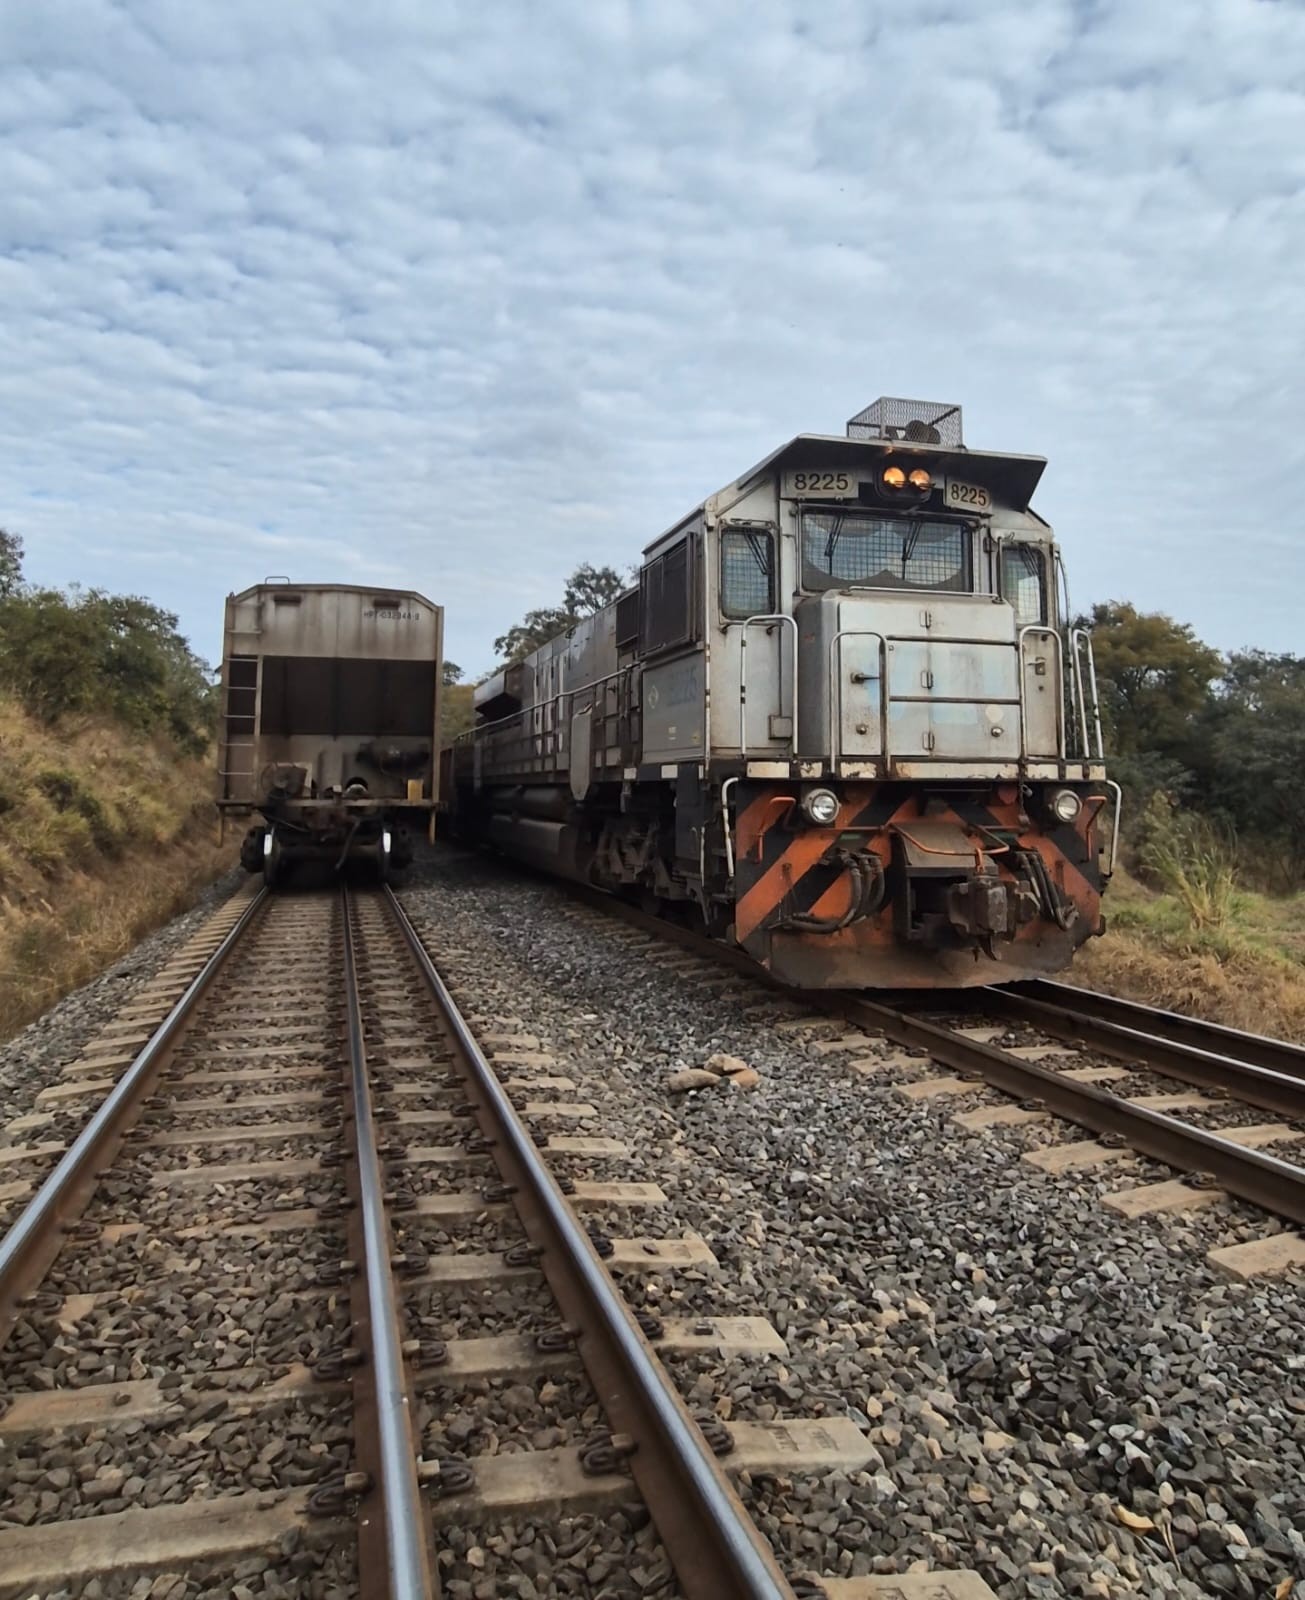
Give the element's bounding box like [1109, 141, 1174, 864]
[783, 469, 855, 498]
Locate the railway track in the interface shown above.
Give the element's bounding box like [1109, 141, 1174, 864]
[0, 883, 941, 1600]
[569, 892, 1305, 1275]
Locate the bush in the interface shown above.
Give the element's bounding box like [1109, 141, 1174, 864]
[1135, 793, 1238, 930]
[34, 769, 118, 855]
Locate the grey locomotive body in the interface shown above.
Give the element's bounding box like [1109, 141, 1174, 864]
[218, 582, 443, 883]
[452, 400, 1115, 987]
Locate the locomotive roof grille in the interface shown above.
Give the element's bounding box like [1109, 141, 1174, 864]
[847, 397, 963, 449]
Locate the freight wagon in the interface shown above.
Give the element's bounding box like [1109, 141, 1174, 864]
[217, 581, 442, 884]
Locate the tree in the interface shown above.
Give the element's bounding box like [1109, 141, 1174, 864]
[0, 586, 214, 752]
[1201, 651, 1305, 877]
[442, 661, 463, 686]
[493, 564, 627, 664]
[493, 606, 572, 665]
[0, 529, 23, 598]
[0, 588, 103, 725]
[563, 563, 626, 618]
[1084, 602, 1223, 759]
[440, 682, 476, 743]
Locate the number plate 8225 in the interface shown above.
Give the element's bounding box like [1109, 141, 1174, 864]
[944, 477, 992, 511]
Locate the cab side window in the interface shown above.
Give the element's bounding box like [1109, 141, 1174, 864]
[720, 527, 775, 620]
[1001, 543, 1048, 627]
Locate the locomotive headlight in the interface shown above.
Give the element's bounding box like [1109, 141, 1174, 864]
[801, 788, 840, 826]
[881, 465, 907, 491]
[908, 468, 932, 490]
[1048, 788, 1082, 824]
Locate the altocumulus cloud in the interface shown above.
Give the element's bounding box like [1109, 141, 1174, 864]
[0, 0, 1302, 668]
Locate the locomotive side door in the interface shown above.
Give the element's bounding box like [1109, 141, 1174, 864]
[1001, 542, 1060, 758]
[720, 525, 791, 757]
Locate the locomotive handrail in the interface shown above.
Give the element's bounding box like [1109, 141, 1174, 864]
[828, 629, 888, 771]
[457, 665, 635, 741]
[1070, 628, 1106, 759]
[737, 614, 799, 759]
[1016, 625, 1067, 761]
[1104, 778, 1124, 877]
[720, 775, 738, 880]
[1068, 628, 1105, 760]
[1067, 631, 1088, 756]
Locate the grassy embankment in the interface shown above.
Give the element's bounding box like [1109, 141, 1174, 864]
[0, 693, 234, 1040]
[1075, 865, 1305, 1042]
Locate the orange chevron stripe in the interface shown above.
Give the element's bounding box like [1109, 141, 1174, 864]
[735, 830, 843, 942]
[734, 793, 777, 863]
[734, 792, 919, 945]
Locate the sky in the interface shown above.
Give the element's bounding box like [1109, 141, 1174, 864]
[2, 0, 1303, 676]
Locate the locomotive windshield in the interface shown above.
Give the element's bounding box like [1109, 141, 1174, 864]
[801, 510, 971, 593]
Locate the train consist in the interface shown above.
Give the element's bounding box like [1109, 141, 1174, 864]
[217, 581, 443, 883]
[450, 398, 1116, 987]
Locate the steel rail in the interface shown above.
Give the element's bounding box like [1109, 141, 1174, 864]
[339, 886, 438, 1600]
[382, 886, 796, 1600]
[1005, 978, 1305, 1080]
[831, 994, 1305, 1226]
[981, 983, 1305, 1120]
[0, 886, 270, 1346]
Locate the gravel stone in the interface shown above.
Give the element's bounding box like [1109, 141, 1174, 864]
[0, 869, 244, 1134]
[396, 844, 1305, 1599]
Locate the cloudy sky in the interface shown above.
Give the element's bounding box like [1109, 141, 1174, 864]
[2, 0, 1303, 674]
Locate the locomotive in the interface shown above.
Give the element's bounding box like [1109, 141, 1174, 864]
[217, 582, 443, 884]
[450, 399, 1116, 987]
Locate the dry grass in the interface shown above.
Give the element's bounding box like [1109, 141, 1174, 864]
[0, 693, 236, 1040]
[1072, 867, 1305, 1043]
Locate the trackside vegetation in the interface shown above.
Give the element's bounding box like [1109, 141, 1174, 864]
[0, 530, 231, 1038]
[1072, 602, 1305, 1035]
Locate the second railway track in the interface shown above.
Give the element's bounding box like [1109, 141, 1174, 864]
[0, 882, 933, 1600]
[555, 887, 1305, 1273]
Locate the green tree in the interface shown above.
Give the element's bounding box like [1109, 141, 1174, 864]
[442, 660, 464, 686]
[563, 562, 626, 618]
[440, 681, 476, 742]
[493, 605, 572, 665]
[0, 529, 23, 598]
[1085, 601, 1223, 757]
[0, 589, 103, 725]
[0, 586, 214, 753]
[1202, 651, 1305, 878]
[493, 563, 627, 663]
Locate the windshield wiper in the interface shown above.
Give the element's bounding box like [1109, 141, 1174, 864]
[822, 512, 844, 568]
[900, 518, 923, 581]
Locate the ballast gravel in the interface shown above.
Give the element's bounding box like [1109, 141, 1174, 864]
[8, 1542, 359, 1600]
[0, 867, 245, 1135]
[398, 846, 1305, 1600]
